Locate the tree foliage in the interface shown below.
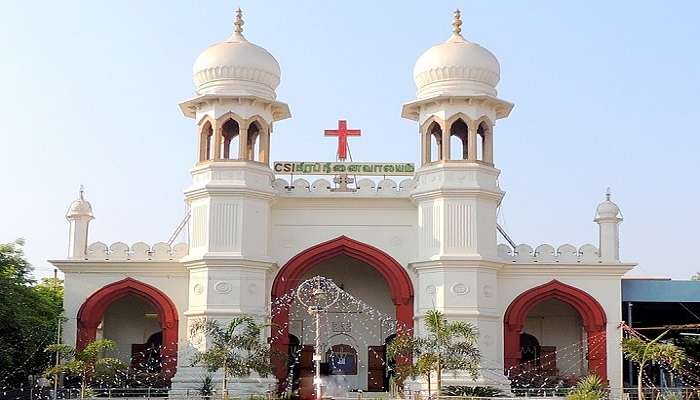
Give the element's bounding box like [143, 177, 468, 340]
[0, 239, 63, 387]
[45, 339, 126, 399]
[189, 316, 276, 400]
[387, 309, 480, 396]
[622, 336, 685, 370]
[622, 331, 685, 400]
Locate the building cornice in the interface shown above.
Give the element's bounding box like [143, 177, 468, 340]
[179, 94, 291, 122]
[402, 94, 514, 122]
[182, 257, 278, 273]
[49, 260, 187, 275]
[500, 262, 636, 277]
[408, 258, 504, 272]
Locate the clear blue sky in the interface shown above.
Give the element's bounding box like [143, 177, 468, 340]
[2, 1, 699, 279]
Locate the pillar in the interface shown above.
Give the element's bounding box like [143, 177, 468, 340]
[467, 120, 477, 161]
[441, 122, 450, 161]
[239, 127, 248, 160]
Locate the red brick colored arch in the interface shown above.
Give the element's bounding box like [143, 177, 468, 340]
[271, 236, 414, 389]
[503, 280, 607, 380]
[76, 278, 179, 378]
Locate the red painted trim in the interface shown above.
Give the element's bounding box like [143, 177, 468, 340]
[271, 236, 414, 390]
[76, 278, 179, 379]
[503, 280, 607, 381]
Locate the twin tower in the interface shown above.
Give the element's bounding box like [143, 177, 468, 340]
[177, 9, 517, 266]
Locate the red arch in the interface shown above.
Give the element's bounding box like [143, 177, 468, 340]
[503, 280, 607, 380]
[76, 278, 179, 379]
[271, 236, 414, 388]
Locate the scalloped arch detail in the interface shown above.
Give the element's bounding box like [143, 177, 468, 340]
[503, 280, 607, 381]
[76, 278, 179, 379]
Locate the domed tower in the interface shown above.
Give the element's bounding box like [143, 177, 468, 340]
[404, 10, 513, 387]
[66, 186, 94, 259]
[594, 190, 623, 262]
[176, 10, 289, 379]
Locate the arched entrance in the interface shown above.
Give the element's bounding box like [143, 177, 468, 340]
[271, 236, 414, 392]
[76, 278, 179, 379]
[503, 280, 607, 381]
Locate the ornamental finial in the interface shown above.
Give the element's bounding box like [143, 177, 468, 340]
[79, 185, 85, 200]
[605, 187, 611, 201]
[452, 9, 462, 35]
[234, 8, 244, 35]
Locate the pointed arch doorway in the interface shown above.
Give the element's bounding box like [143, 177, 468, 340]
[271, 236, 414, 395]
[76, 278, 179, 379]
[503, 280, 607, 381]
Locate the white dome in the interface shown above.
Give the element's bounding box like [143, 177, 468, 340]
[66, 188, 94, 219]
[595, 201, 620, 219]
[192, 11, 281, 100]
[595, 193, 622, 221]
[413, 11, 500, 99]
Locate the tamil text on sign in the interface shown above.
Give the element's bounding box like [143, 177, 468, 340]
[273, 161, 416, 176]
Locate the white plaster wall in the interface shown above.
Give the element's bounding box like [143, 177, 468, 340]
[270, 197, 417, 274]
[523, 299, 586, 377]
[102, 296, 161, 364]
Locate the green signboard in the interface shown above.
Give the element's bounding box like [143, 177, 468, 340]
[273, 161, 415, 176]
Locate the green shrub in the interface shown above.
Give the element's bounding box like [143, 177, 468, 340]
[566, 375, 607, 400]
[442, 385, 506, 397]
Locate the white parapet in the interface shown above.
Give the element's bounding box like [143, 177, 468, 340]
[497, 243, 604, 264]
[84, 241, 188, 261]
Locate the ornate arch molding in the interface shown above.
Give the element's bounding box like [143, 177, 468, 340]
[271, 235, 413, 306]
[270, 235, 414, 389]
[76, 278, 179, 378]
[503, 280, 607, 380]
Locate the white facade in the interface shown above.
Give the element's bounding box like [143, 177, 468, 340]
[51, 9, 634, 396]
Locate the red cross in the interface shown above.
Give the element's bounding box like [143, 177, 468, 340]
[324, 120, 361, 161]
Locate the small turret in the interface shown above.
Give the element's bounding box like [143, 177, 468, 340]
[66, 186, 94, 259]
[594, 189, 623, 262]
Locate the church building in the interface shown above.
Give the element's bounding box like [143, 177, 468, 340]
[51, 9, 634, 397]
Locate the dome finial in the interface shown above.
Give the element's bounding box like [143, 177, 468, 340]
[605, 187, 611, 201]
[234, 8, 245, 36]
[452, 8, 463, 36]
[79, 184, 85, 200]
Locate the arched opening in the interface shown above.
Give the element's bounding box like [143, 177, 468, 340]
[477, 120, 493, 164]
[428, 122, 442, 163]
[326, 344, 358, 376]
[382, 334, 397, 392]
[199, 121, 213, 162]
[76, 278, 179, 380]
[520, 333, 541, 366]
[287, 334, 302, 395]
[477, 124, 485, 161]
[449, 119, 468, 160]
[221, 118, 240, 159]
[100, 295, 161, 373]
[271, 236, 414, 396]
[504, 280, 607, 383]
[247, 121, 261, 161]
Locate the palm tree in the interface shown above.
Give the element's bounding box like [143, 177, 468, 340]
[45, 339, 126, 399]
[387, 309, 480, 396]
[566, 374, 608, 400]
[189, 316, 274, 400]
[622, 330, 685, 400]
